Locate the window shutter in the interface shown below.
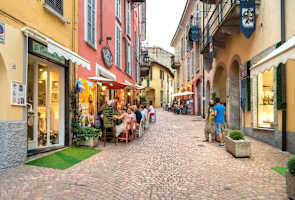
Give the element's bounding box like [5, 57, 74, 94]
[129, 45, 132, 76]
[87, 0, 92, 43]
[91, 0, 96, 46]
[125, 38, 128, 73]
[45, 0, 63, 15]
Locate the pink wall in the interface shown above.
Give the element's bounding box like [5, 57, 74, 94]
[78, 0, 141, 83]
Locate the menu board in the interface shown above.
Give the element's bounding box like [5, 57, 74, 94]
[103, 105, 114, 128]
[11, 81, 26, 106]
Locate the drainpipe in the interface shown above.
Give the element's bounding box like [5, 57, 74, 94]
[281, 0, 287, 151]
[99, 0, 103, 44]
[202, 1, 206, 119]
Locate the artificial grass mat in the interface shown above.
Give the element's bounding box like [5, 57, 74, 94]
[272, 167, 288, 176]
[26, 147, 101, 170]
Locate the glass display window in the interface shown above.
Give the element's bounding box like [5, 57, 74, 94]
[257, 68, 274, 128]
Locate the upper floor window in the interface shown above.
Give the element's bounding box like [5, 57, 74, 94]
[181, 37, 184, 60]
[125, 38, 132, 76]
[115, 23, 122, 68]
[116, 0, 122, 21]
[126, 0, 132, 37]
[45, 0, 63, 15]
[85, 0, 97, 49]
[187, 57, 190, 81]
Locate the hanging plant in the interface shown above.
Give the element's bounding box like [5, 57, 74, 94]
[276, 64, 282, 110]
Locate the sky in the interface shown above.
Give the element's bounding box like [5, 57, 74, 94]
[145, 0, 187, 54]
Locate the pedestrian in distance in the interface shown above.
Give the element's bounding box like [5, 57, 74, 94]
[203, 99, 215, 143]
[213, 97, 226, 147]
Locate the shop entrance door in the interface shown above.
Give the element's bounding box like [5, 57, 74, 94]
[27, 56, 65, 150]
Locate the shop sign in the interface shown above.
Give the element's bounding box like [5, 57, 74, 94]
[32, 41, 66, 65]
[101, 46, 113, 68]
[11, 81, 26, 106]
[240, 0, 256, 39]
[0, 21, 5, 44]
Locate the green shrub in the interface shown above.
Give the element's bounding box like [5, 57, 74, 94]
[287, 156, 295, 176]
[229, 130, 245, 140]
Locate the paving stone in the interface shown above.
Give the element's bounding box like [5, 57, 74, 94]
[0, 110, 293, 199]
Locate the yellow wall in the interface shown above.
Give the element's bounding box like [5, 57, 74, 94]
[286, 60, 295, 132]
[142, 63, 174, 108]
[0, 0, 77, 121]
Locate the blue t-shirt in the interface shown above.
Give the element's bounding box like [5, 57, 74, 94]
[213, 104, 226, 123]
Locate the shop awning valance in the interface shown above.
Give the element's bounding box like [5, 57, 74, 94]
[173, 91, 194, 97]
[96, 63, 116, 81]
[22, 27, 91, 70]
[88, 76, 113, 82]
[251, 36, 295, 76]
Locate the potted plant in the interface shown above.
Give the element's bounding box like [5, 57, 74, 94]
[225, 130, 251, 158]
[286, 156, 295, 200]
[73, 126, 102, 147]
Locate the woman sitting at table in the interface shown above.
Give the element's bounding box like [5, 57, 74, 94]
[113, 109, 131, 137]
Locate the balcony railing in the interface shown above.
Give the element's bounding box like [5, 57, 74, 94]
[171, 56, 181, 69]
[200, 0, 260, 53]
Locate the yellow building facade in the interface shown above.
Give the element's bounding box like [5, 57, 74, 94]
[197, 0, 295, 153]
[142, 62, 174, 108]
[0, 0, 89, 169]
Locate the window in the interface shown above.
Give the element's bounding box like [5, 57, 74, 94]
[45, 0, 63, 15]
[125, 38, 132, 76]
[192, 52, 194, 79]
[187, 57, 190, 81]
[257, 68, 274, 128]
[181, 38, 184, 60]
[196, 47, 200, 72]
[160, 70, 164, 80]
[115, 23, 122, 68]
[177, 47, 180, 61]
[160, 91, 163, 102]
[126, 0, 131, 37]
[115, 0, 122, 21]
[85, 0, 97, 49]
[182, 63, 185, 84]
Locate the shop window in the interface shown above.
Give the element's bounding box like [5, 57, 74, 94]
[45, 0, 63, 15]
[257, 68, 274, 129]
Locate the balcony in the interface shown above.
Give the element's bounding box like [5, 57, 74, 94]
[171, 55, 181, 69]
[200, 0, 260, 69]
[140, 49, 151, 77]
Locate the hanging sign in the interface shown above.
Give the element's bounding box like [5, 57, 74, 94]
[240, 0, 256, 39]
[209, 36, 214, 64]
[11, 81, 26, 106]
[101, 46, 113, 68]
[191, 26, 199, 42]
[0, 21, 5, 44]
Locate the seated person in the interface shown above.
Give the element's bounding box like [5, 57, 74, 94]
[113, 109, 130, 137]
[133, 105, 142, 124]
[140, 105, 147, 120]
[149, 103, 155, 116]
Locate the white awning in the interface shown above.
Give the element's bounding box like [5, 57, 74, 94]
[88, 76, 113, 82]
[124, 80, 132, 86]
[22, 27, 91, 70]
[173, 91, 194, 97]
[251, 36, 295, 76]
[96, 63, 116, 81]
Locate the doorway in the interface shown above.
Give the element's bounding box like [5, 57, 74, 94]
[27, 55, 65, 150]
[196, 81, 201, 116]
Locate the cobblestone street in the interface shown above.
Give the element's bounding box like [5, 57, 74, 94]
[0, 110, 293, 200]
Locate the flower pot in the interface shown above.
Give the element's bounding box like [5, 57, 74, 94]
[225, 136, 251, 158]
[286, 171, 295, 200]
[79, 136, 99, 147]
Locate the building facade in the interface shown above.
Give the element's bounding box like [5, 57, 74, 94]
[77, 0, 146, 124]
[141, 47, 175, 108]
[197, 0, 295, 153]
[0, 0, 92, 169]
[171, 0, 203, 116]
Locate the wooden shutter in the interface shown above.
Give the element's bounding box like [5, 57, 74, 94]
[125, 38, 128, 73]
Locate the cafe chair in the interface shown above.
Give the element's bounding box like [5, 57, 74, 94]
[118, 121, 131, 144]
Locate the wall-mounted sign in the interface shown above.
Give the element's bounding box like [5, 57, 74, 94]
[11, 81, 26, 106]
[240, 0, 256, 39]
[0, 21, 5, 44]
[31, 40, 66, 65]
[101, 46, 113, 67]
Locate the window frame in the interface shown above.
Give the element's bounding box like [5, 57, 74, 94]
[115, 22, 122, 68]
[115, 0, 122, 22]
[125, 0, 132, 38]
[84, 0, 97, 50]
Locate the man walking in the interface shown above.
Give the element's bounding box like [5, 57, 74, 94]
[214, 98, 226, 146]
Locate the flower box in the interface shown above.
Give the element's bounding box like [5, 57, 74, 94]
[225, 136, 251, 158]
[79, 137, 99, 148]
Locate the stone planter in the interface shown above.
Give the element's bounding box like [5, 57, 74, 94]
[79, 137, 99, 148]
[286, 171, 295, 200]
[225, 136, 251, 158]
